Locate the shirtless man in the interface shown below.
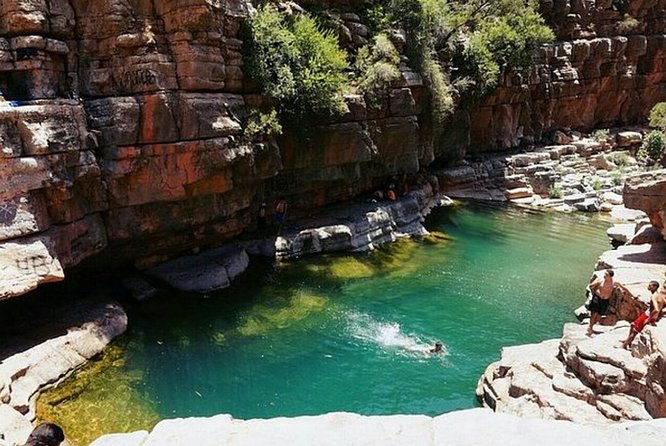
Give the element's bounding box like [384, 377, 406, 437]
[587, 269, 628, 336]
[620, 281, 666, 350]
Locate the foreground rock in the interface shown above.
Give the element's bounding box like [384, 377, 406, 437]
[0, 301, 127, 443]
[477, 321, 666, 424]
[89, 408, 666, 446]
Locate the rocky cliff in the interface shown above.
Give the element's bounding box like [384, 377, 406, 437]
[1, 0, 666, 300]
[477, 171, 666, 424]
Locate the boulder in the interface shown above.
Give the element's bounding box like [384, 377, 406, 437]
[146, 246, 250, 293]
[0, 302, 127, 419]
[574, 198, 599, 212]
[616, 131, 642, 147]
[606, 223, 636, 244]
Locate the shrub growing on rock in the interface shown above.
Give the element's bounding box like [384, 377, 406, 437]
[245, 6, 349, 128]
[640, 130, 666, 161]
[649, 102, 666, 130]
[548, 184, 563, 199]
[354, 33, 402, 104]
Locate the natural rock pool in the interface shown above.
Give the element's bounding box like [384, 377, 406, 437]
[37, 202, 612, 445]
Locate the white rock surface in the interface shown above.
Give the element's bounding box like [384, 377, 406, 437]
[89, 409, 666, 446]
[0, 302, 127, 419]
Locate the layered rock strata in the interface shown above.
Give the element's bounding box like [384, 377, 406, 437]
[87, 408, 666, 446]
[477, 322, 666, 423]
[437, 131, 646, 213]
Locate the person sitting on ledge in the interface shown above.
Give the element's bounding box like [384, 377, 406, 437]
[620, 280, 666, 350]
[22, 422, 65, 446]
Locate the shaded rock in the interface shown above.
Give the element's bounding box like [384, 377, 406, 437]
[0, 302, 127, 419]
[630, 225, 664, 245]
[146, 246, 249, 293]
[574, 198, 599, 212]
[616, 131, 642, 147]
[121, 277, 158, 301]
[624, 171, 666, 239]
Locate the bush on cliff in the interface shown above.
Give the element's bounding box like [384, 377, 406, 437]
[640, 130, 666, 162]
[354, 33, 401, 104]
[368, 0, 553, 105]
[245, 6, 349, 128]
[649, 102, 666, 130]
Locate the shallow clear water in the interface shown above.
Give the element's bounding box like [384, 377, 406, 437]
[38, 203, 611, 444]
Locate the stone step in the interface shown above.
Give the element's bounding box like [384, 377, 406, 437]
[505, 187, 533, 200]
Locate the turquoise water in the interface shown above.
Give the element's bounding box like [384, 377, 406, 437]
[38, 202, 611, 442]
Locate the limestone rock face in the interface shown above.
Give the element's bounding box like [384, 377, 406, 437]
[624, 171, 666, 239]
[88, 408, 666, 446]
[477, 322, 666, 424]
[0, 103, 106, 299]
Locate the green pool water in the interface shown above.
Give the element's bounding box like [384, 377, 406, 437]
[38, 202, 612, 445]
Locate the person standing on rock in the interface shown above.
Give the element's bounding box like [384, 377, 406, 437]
[586, 269, 628, 336]
[620, 280, 666, 349]
[275, 196, 288, 235]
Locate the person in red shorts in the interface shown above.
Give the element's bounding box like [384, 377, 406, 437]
[620, 280, 665, 350]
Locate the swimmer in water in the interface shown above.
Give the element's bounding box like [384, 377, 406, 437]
[429, 342, 443, 354]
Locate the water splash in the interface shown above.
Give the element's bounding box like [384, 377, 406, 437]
[344, 311, 448, 358]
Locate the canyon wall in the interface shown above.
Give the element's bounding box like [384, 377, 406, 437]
[1, 0, 666, 299]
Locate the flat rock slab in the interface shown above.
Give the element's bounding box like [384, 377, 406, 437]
[146, 246, 249, 293]
[89, 409, 666, 446]
[0, 301, 127, 420]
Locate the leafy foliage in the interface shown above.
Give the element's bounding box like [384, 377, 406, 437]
[649, 102, 666, 131]
[367, 0, 553, 118]
[244, 109, 283, 140]
[355, 34, 401, 104]
[245, 6, 349, 128]
[641, 130, 666, 160]
[592, 129, 610, 142]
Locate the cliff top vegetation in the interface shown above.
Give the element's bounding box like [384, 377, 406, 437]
[244, 0, 553, 140]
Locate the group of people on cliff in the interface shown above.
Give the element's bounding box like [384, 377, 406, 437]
[586, 268, 666, 349]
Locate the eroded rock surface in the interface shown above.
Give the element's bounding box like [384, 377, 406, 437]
[0, 302, 127, 421]
[477, 321, 666, 424]
[624, 171, 666, 239]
